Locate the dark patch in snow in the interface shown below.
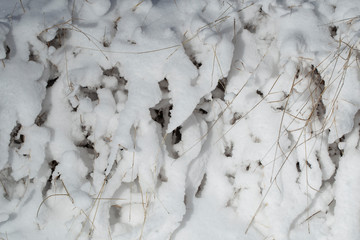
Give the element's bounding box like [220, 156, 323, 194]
[244, 22, 256, 33]
[198, 108, 208, 114]
[102, 40, 110, 47]
[195, 173, 207, 198]
[251, 134, 261, 143]
[49, 160, 59, 173]
[339, 135, 345, 142]
[81, 124, 92, 138]
[230, 112, 242, 125]
[310, 65, 326, 122]
[86, 171, 93, 180]
[43, 160, 59, 196]
[256, 89, 264, 98]
[158, 167, 168, 182]
[328, 141, 343, 158]
[295, 68, 300, 79]
[224, 142, 233, 157]
[296, 161, 301, 172]
[316, 101, 326, 121]
[68, 99, 78, 112]
[79, 86, 99, 101]
[190, 55, 202, 69]
[46, 76, 58, 88]
[46, 28, 68, 49]
[212, 77, 227, 100]
[35, 112, 47, 126]
[109, 205, 121, 227]
[276, 106, 285, 111]
[102, 66, 127, 86]
[151, 109, 165, 127]
[218, 78, 227, 92]
[329, 25, 337, 38]
[28, 44, 39, 62]
[113, 16, 121, 31]
[150, 100, 172, 129]
[172, 126, 182, 145]
[315, 151, 322, 171]
[13, 134, 24, 145]
[158, 78, 169, 92]
[0, 169, 11, 199]
[311, 65, 325, 93]
[76, 138, 95, 150]
[182, 37, 202, 73]
[226, 173, 235, 185]
[102, 66, 118, 76]
[46, 61, 60, 88]
[9, 123, 22, 146]
[5, 45, 10, 59]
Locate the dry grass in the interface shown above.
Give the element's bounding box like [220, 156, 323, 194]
[31, 2, 360, 239]
[245, 32, 360, 234]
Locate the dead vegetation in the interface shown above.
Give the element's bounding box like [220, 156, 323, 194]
[20, 2, 360, 239]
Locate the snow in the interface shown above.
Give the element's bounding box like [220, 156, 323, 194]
[0, 23, 9, 59]
[331, 115, 360, 240]
[1, 0, 360, 239]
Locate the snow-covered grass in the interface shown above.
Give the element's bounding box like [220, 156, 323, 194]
[1, 0, 360, 239]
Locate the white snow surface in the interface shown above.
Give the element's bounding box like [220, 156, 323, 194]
[1, 0, 360, 239]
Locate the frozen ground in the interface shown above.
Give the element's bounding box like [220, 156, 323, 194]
[0, 0, 360, 239]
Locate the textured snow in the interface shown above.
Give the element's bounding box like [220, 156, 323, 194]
[1, 0, 360, 239]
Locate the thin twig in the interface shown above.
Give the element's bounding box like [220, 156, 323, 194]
[36, 194, 69, 218]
